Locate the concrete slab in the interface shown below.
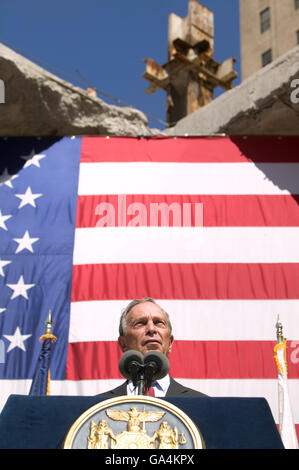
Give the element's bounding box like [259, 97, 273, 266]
[0, 43, 156, 137]
[166, 45, 299, 136]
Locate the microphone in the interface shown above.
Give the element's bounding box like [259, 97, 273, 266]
[143, 351, 170, 389]
[118, 350, 144, 387]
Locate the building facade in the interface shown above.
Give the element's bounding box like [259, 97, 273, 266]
[240, 0, 299, 80]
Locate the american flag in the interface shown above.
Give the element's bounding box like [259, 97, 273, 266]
[0, 135, 298, 441]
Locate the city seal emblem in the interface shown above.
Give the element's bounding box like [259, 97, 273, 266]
[63, 395, 205, 449]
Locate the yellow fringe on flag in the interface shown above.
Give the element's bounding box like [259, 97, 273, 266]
[47, 370, 51, 395]
[273, 339, 287, 375]
[39, 333, 57, 343]
[37, 331, 56, 396]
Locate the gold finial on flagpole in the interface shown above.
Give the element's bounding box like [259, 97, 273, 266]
[39, 310, 57, 343]
[45, 310, 53, 335]
[276, 315, 284, 344]
[274, 315, 288, 375]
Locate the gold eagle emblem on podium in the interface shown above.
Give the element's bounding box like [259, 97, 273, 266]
[87, 406, 186, 449]
[63, 396, 205, 449]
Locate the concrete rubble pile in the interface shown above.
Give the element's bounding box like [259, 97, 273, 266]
[0, 43, 157, 137]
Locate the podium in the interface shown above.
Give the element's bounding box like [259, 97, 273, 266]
[0, 394, 283, 449]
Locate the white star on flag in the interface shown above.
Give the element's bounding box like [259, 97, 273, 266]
[0, 169, 19, 188]
[0, 209, 12, 231]
[0, 259, 12, 276]
[22, 153, 46, 168]
[20, 149, 35, 164]
[15, 186, 43, 208]
[0, 308, 6, 314]
[13, 230, 39, 253]
[6, 275, 35, 300]
[4, 327, 32, 352]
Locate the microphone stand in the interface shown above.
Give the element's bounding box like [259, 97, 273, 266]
[137, 362, 156, 395]
[137, 368, 146, 395]
[119, 350, 168, 395]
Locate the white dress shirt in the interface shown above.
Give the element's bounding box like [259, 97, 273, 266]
[126, 374, 170, 397]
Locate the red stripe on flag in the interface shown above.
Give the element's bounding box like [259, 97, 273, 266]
[81, 136, 299, 163]
[66, 340, 299, 380]
[76, 194, 299, 228]
[276, 424, 299, 444]
[66, 341, 121, 381]
[71, 263, 299, 302]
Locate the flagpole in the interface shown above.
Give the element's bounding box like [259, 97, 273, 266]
[274, 316, 298, 449]
[29, 311, 57, 396]
[275, 316, 284, 430]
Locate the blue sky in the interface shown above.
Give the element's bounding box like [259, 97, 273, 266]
[1, 0, 241, 129]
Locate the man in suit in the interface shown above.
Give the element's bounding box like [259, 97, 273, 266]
[97, 297, 207, 398]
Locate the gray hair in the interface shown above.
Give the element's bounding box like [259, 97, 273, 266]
[119, 297, 172, 336]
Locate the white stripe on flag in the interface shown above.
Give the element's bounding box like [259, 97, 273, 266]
[78, 162, 299, 195]
[73, 227, 299, 264]
[69, 299, 299, 342]
[48, 378, 299, 424]
[2, 378, 298, 428]
[0, 380, 32, 412]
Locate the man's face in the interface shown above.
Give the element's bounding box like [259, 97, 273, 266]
[118, 301, 174, 356]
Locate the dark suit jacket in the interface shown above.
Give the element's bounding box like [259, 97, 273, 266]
[95, 376, 208, 398]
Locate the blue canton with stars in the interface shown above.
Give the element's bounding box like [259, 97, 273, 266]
[0, 137, 81, 380]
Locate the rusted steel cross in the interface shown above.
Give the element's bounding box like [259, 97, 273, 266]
[143, 0, 237, 126]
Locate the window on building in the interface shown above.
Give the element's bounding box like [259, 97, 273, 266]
[262, 49, 272, 67]
[295, 0, 299, 10]
[297, 30, 299, 45]
[260, 7, 271, 33]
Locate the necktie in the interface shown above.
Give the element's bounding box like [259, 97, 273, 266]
[145, 386, 155, 396]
